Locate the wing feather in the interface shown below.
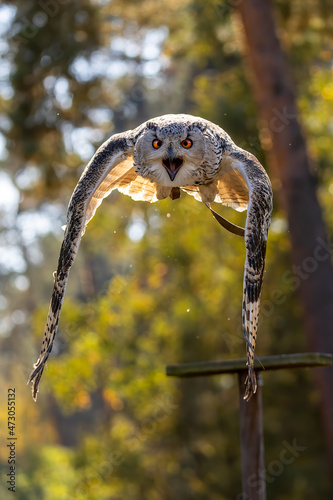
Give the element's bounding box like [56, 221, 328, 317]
[118, 174, 158, 202]
[84, 157, 137, 227]
[215, 169, 249, 210]
[229, 149, 273, 400]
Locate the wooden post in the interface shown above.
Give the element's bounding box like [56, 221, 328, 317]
[239, 372, 266, 500]
[166, 353, 332, 497]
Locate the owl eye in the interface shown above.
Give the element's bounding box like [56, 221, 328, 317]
[152, 139, 163, 149]
[181, 138, 192, 149]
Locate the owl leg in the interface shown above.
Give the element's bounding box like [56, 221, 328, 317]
[198, 183, 219, 203]
[156, 185, 172, 200]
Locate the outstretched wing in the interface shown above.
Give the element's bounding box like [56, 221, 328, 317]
[226, 148, 273, 400]
[28, 128, 156, 400]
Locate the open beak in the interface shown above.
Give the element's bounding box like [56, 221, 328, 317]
[162, 149, 183, 181]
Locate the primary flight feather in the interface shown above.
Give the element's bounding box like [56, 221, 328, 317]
[29, 114, 272, 401]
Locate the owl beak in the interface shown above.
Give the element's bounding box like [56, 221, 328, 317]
[162, 156, 183, 181]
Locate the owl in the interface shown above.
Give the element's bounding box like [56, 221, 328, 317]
[28, 114, 273, 401]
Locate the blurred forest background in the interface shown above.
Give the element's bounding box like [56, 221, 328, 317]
[0, 0, 333, 498]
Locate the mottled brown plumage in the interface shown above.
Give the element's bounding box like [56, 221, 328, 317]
[28, 114, 272, 401]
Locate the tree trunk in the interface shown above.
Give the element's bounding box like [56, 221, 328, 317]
[236, 0, 333, 479]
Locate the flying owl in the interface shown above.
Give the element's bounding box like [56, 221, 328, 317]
[28, 114, 272, 401]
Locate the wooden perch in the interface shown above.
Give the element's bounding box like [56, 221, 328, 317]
[166, 352, 332, 500]
[166, 352, 333, 378]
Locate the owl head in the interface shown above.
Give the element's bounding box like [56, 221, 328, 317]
[133, 114, 227, 188]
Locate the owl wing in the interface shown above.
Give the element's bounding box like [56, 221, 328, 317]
[28, 128, 161, 400]
[222, 149, 273, 400]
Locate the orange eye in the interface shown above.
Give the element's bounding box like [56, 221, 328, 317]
[152, 139, 162, 149]
[181, 138, 192, 149]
